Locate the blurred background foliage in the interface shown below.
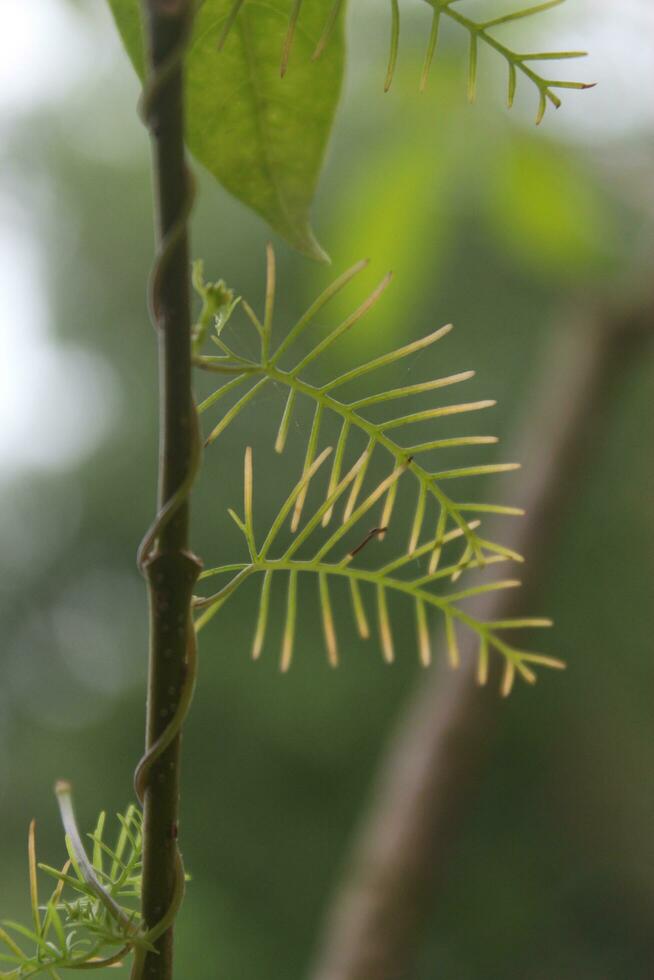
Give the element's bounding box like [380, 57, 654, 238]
[1, 1, 653, 978]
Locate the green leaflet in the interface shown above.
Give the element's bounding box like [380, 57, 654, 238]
[107, 0, 344, 261]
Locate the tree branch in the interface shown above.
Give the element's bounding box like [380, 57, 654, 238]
[309, 295, 653, 980]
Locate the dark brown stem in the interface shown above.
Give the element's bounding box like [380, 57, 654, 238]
[138, 3, 199, 979]
[309, 297, 653, 980]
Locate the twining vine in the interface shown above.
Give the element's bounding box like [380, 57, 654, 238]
[2, 0, 591, 977]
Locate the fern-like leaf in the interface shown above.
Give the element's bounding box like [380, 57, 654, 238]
[374, 0, 593, 120]
[197, 254, 521, 570]
[193, 255, 562, 692]
[194, 445, 560, 692]
[421, 0, 595, 123]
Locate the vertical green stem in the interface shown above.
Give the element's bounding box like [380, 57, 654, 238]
[139, 3, 200, 979]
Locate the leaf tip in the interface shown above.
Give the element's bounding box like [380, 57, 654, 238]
[293, 223, 331, 264]
[501, 661, 515, 697]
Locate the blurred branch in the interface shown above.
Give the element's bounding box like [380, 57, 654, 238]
[309, 294, 653, 980]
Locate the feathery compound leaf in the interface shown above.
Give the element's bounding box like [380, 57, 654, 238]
[195, 254, 515, 565]
[311, 0, 593, 122]
[193, 256, 558, 692]
[419, 0, 594, 123]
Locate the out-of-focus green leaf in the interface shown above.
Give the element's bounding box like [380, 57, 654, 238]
[325, 146, 445, 350]
[107, 0, 344, 261]
[485, 137, 614, 279]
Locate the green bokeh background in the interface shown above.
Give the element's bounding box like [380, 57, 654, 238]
[1, 3, 653, 978]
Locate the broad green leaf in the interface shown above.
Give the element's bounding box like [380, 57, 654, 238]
[107, 0, 344, 260]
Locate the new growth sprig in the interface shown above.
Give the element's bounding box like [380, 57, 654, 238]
[193, 249, 563, 694]
[1, 785, 151, 979]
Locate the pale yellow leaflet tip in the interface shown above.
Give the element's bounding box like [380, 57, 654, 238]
[524, 654, 566, 671]
[445, 616, 460, 669]
[416, 602, 431, 667]
[501, 661, 516, 697]
[516, 663, 537, 685]
[378, 588, 394, 663]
